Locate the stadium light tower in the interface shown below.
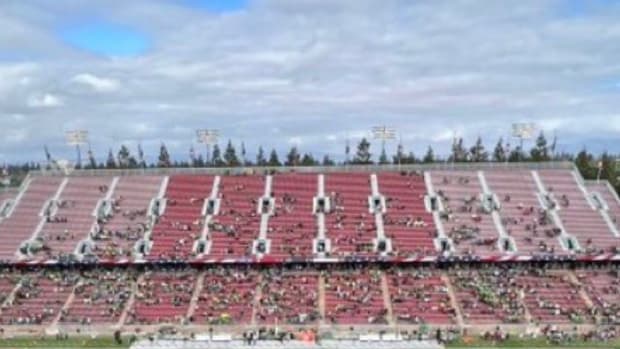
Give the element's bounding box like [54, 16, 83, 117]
[196, 129, 220, 165]
[511, 122, 536, 160]
[65, 130, 88, 168]
[372, 125, 396, 162]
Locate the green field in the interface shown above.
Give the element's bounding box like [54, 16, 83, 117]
[446, 337, 620, 348]
[0, 335, 619, 349]
[0, 336, 130, 348]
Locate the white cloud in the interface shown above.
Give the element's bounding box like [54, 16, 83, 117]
[27, 93, 63, 108]
[72, 73, 120, 93]
[1, 0, 620, 162]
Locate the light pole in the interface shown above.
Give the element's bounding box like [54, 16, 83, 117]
[511, 122, 536, 161]
[196, 129, 220, 165]
[65, 130, 88, 168]
[372, 125, 396, 165]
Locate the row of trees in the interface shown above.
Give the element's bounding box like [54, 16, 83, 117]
[1, 132, 617, 193]
[81, 132, 562, 170]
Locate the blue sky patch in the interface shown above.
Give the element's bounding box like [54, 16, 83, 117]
[179, 0, 249, 13]
[59, 21, 149, 57]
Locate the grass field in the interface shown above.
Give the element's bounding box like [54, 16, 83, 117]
[446, 337, 620, 348]
[0, 335, 619, 348]
[0, 336, 130, 348]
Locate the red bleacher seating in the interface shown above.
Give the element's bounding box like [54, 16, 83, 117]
[268, 174, 316, 259]
[0, 177, 63, 260]
[257, 270, 319, 324]
[33, 177, 112, 259]
[92, 176, 162, 260]
[208, 175, 264, 258]
[431, 171, 499, 255]
[324, 269, 387, 324]
[191, 268, 257, 325]
[387, 268, 455, 324]
[60, 269, 136, 325]
[127, 269, 196, 325]
[539, 170, 618, 254]
[484, 170, 563, 255]
[378, 172, 436, 256]
[324, 173, 376, 257]
[0, 270, 76, 325]
[149, 175, 213, 260]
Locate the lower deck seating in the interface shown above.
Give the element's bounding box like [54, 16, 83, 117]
[258, 270, 319, 325]
[387, 268, 455, 324]
[127, 269, 196, 325]
[0, 270, 77, 325]
[323, 269, 387, 324]
[576, 269, 619, 325]
[60, 269, 136, 325]
[518, 270, 592, 325]
[449, 268, 525, 324]
[191, 268, 257, 325]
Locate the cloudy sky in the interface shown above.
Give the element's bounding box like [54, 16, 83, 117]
[1, 0, 619, 164]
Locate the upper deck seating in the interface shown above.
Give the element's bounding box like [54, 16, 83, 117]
[32, 176, 112, 260]
[208, 175, 264, 258]
[92, 176, 162, 260]
[268, 174, 316, 259]
[431, 171, 499, 255]
[0, 177, 63, 261]
[484, 170, 563, 255]
[378, 172, 436, 256]
[324, 173, 376, 257]
[539, 170, 618, 254]
[149, 175, 213, 260]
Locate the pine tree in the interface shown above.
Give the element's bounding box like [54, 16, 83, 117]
[285, 146, 301, 166]
[493, 138, 506, 162]
[393, 142, 404, 164]
[256, 146, 267, 166]
[223, 140, 240, 166]
[106, 149, 117, 169]
[301, 153, 317, 166]
[268, 149, 281, 166]
[158, 143, 171, 167]
[322, 154, 335, 166]
[241, 142, 247, 165]
[378, 147, 389, 164]
[117, 145, 131, 168]
[469, 137, 488, 162]
[211, 144, 223, 167]
[352, 138, 372, 164]
[450, 138, 468, 162]
[530, 131, 550, 161]
[575, 148, 595, 179]
[600, 152, 616, 185]
[423, 146, 435, 163]
[403, 151, 417, 164]
[87, 148, 97, 169]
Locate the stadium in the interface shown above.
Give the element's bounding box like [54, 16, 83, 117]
[0, 153, 619, 348]
[2, 1, 620, 348]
